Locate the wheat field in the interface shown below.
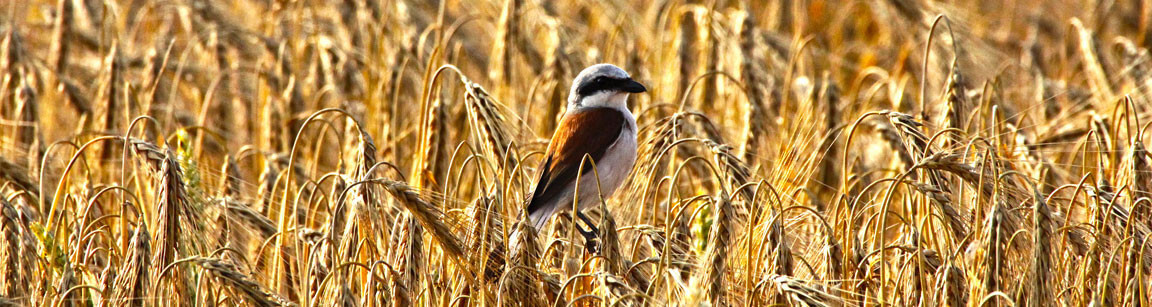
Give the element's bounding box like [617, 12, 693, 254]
[0, 0, 1150, 306]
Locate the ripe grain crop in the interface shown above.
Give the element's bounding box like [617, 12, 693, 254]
[1, 0, 1151, 306]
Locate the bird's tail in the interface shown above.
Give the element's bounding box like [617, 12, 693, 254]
[527, 204, 556, 231]
[511, 196, 553, 253]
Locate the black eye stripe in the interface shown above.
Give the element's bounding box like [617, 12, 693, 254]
[576, 77, 627, 97]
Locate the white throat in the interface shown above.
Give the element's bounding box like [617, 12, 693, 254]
[570, 91, 630, 111]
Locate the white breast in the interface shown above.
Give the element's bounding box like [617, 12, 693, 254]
[571, 109, 637, 210]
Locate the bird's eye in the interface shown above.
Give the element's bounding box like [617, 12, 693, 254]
[594, 76, 606, 83]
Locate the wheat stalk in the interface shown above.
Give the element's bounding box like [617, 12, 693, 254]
[0, 199, 26, 303]
[692, 194, 733, 305]
[500, 218, 546, 307]
[110, 223, 151, 307]
[47, 0, 72, 72]
[193, 257, 294, 307]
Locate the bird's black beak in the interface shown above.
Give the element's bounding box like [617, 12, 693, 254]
[621, 79, 647, 93]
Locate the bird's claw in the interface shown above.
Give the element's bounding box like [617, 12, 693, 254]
[575, 211, 600, 254]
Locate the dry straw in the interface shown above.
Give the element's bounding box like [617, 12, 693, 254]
[4, 1, 1152, 306]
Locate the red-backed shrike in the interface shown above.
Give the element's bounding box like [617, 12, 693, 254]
[525, 64, 646, 240]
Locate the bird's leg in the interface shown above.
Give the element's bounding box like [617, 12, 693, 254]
[575, 210, 601, 233]
[574, 210, 600, 253]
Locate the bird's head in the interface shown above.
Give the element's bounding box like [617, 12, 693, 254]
[567, 64, 646, 109]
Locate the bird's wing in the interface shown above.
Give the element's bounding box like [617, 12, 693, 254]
[526, 108, 626, 217]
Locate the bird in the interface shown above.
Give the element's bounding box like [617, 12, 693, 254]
[522, 63, 646, 247]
